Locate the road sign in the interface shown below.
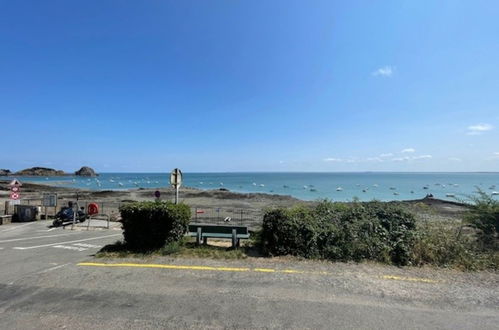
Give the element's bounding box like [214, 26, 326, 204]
[9, 179, 22, 187]
[170, 168, 182, 188]
[11, 186, 20, 193]
[10, 192, 20, 200]
[42, 193, 58, 207]
[154, 190, 161, 199]
[170, 168, 182, 204]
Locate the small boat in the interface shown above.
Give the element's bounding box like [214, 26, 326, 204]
[446, 193, 455, 197]
[252, 182, 257, 186]
[219, 182, 224, 186]
[423, 186, 429, 190]
[303, 185, 308, 189]
[393, 192, 399, 195]
[410, 190, 414, 194]
[260, 184, 265, 187]
[373, 184, 379, 187]
[118, 182, 124, 187]
[283, 185, 289, 188]
[389, 187, 396, 190]
[109, 179, 115, 183]
[310, 188, 317, 192]
[336, 187, 343, 191]
[491, 191, 499, 196]
[362, 189, 367, 193]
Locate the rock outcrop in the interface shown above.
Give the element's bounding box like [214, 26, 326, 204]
[75, 166, 98, 177]
[0, 169, 11, 176]
[15, 167, 66, 176]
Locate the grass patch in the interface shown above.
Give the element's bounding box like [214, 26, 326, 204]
[96, 237, 259, 259]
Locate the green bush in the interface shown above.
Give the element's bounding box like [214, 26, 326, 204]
[261, 201, 416, 265]
[464, 190, 499, 250]
[119, 201, 191, 250]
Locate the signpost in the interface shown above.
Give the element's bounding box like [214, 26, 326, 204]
[42, 193, 58, 221]
[8, 179, 22, 206]
[170, 168, 182, 204]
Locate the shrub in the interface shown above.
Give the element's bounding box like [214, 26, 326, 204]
[261, 201, 417, 265]
[119, 201, 191, 250]
[464, 190, 499, 250]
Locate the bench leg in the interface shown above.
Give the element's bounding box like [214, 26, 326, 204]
[236, 238, 240, 248]
[232, 229, 237, 248]
[203, 237, 208, 245]
[196, 227, 202, 245]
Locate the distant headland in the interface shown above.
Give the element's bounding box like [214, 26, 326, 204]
[0, 166, 98, 177]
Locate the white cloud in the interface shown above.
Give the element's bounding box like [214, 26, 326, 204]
[401, 148, 415, 153]
[494, 152, 499, 156]
[392, 157, 410, 162]
[372, 66, 394, 77]
[412, 155, 432, 160]
[448, 157, 462, 162]
[324, 157, 344, 162]
[467, 123, 493, 135]
[366, 157, 383, 162]
[379, 153, 393, 158]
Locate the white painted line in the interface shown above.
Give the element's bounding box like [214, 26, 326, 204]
[73, 243, 101, 248]
[0, 222, 38, 233]
[0, 233, 77, 243]
[12, 234, 121, 250]
[38, 263, 70, 274]
[53, 245, 87, 252]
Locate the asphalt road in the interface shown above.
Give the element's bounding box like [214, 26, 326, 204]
[1, 221, 498, 329]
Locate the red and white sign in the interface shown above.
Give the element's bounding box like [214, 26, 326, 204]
[8, 178, 22, 201]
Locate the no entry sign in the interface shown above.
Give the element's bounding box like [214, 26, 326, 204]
[10, 192, 20, 200]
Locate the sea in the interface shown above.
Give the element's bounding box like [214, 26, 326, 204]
[6, 172, 499, 202]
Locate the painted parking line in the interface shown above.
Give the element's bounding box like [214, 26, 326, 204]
[381, 275, 439, 283]
[77, 262, 330, 276]
[12, 234, 121, 250]
[53, 245, 88, 252]
[0, 222, 38, 233]
[0, 233, 78, 243]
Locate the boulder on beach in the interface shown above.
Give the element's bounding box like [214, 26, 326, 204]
[75, 166, 98, 177]
[15, 167, 66, 176]
[0, 169, 11, 176]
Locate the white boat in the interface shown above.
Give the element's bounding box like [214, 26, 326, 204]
[492, 191, 499, 196]
[336, 187, 343, 191]
[446, 193, 455, 197]
[389, 187, 396, 190]
[260, 184, 265, 187]
[118, 182, 123, 187]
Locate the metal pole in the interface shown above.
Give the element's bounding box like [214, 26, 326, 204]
[175, 185, 179, 204]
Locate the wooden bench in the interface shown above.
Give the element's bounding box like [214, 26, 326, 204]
[187, 224, 250, 248]
[0, 215, 13, 225]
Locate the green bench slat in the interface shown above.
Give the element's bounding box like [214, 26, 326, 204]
[187, 232, 250, 239]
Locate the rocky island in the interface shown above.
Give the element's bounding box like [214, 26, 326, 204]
[14, 167, 67, 176]
[75, 166, 98, 177]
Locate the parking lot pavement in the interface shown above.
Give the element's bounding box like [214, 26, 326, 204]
[1, 221, 498, 329]
[0, 221, 122, 283]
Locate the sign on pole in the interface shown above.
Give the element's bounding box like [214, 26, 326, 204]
[8, 178, 22, 205]
[42, 193, 58, 207]
[170, 168, 182, 204]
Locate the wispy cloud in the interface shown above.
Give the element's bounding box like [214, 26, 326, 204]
[412, 155, 432, 160]
[448, 157, 462, 162]
[467, 123, 493, 135]
[372, 66, 394, 77]
[379, 153, 393, 158]
[324, 157, 344, 162]
[401, 148, 415, 153]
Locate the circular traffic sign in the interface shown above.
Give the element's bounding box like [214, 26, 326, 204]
[10, 192, 20, 200]
[154, 190, 161, 198]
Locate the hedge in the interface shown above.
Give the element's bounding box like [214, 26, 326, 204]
[119, 201, 191, 250]
[261, 201, 417, 265]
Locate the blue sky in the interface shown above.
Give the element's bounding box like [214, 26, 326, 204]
[1, 1, 498, 172]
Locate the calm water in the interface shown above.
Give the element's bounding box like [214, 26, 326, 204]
[7, 172, 499, 202]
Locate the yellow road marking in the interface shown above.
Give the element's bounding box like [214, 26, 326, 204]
[381, 275, 438, 283]
[77, 262, 327, 275]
